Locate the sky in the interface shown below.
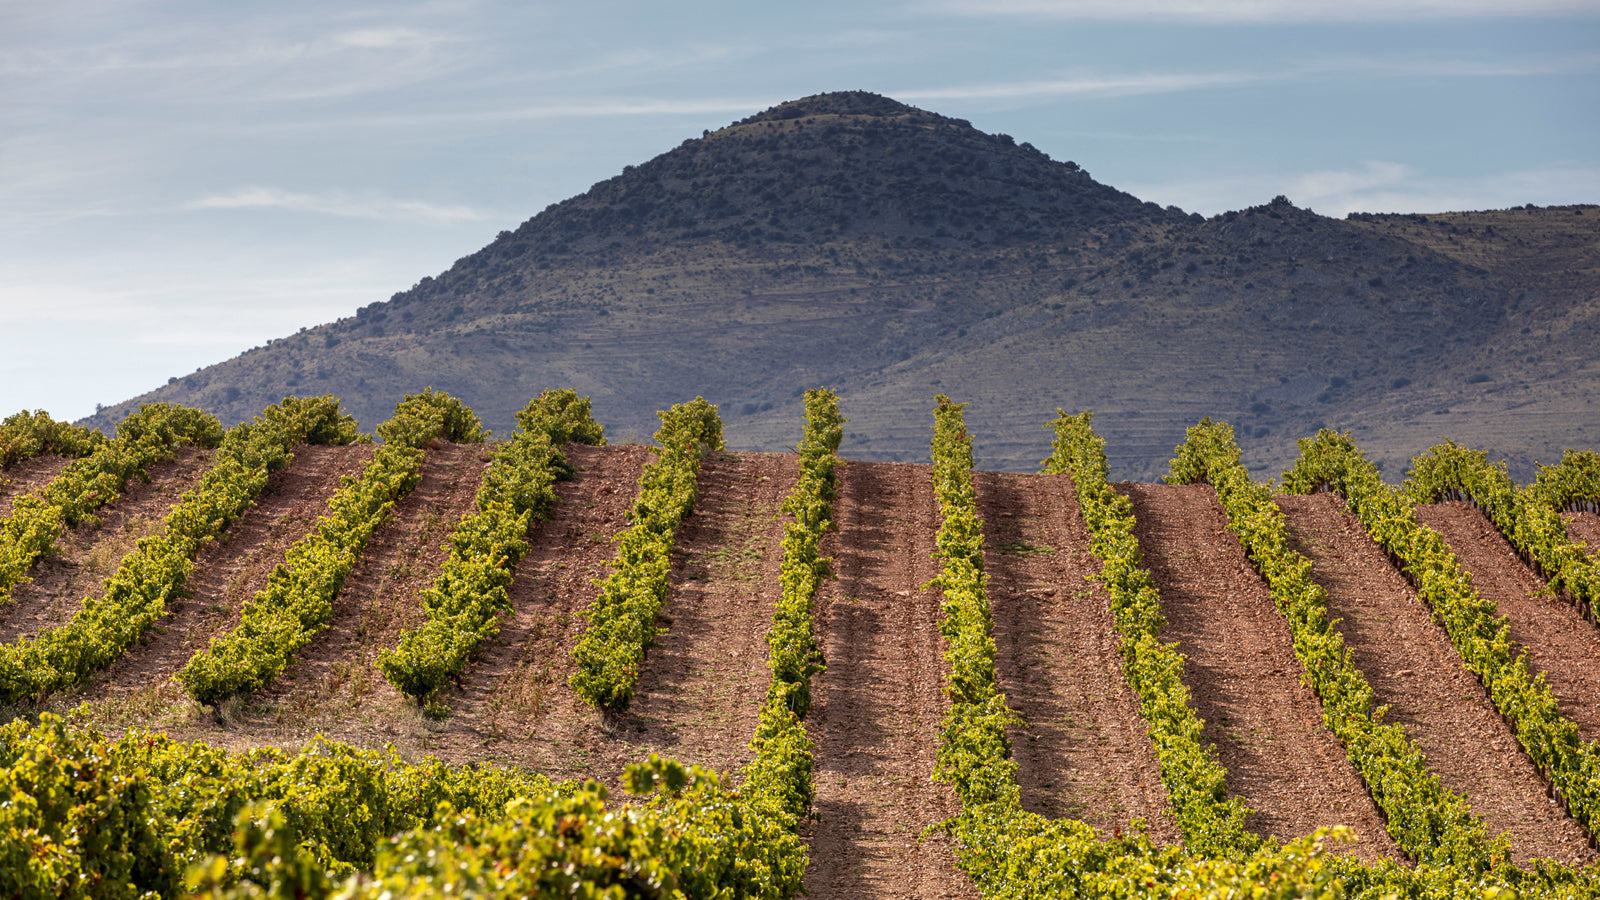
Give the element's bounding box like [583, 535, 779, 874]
[4, 0, 1598, 421]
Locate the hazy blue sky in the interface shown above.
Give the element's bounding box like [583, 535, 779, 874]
[4, 0, 1597, 421]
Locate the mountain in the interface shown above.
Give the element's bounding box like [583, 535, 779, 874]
[84, 91, 1600, 480]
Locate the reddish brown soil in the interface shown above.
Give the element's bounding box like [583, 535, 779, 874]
[803, 460, 978, 900]
[251, 442, 493, 729]
[412, 441, 656, 771]
[0, 454, 72, 518]
[603, 452, 798, 777]
[1117, 482, 1399, 861]
[1279, 493, 1595, 866]
[420, 446, 795, 786]
[30, 441, 1600, 886]
[426, 443, 650, 774]
[1417, 502, 1600, 745]
[82, 444, 376, 713]
[1561, 511, 1600, 557]
[0, 447, 215, 644]
[974, 470, 1177, 844]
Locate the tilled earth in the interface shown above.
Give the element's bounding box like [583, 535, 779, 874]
[2, 444, 1598, 893]
[0, 446, 216, 645]
[1119, 482, 1399, 861]
[1417, 502, 1600, 745]
[1281, 493, 1594, 866]
[976, 470, 1177, 843]
[1561, 510, 1600, 554]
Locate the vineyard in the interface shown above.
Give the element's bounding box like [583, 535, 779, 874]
[2, 393, 1600, 898]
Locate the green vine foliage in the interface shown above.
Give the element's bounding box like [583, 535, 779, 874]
[515, 387, 607, 449]
[937, 405, 1368, 899]
[7, 398, 1600, 898]
[216, 390, 831, 899]
[938, 410, 1593, 898]
[929, 395, 1020, 813]
[1522, 450, 1600, 615]
[179, 392, 482, 706]
[1530, 450, 1600, 513]
[1041, 410, 1259, 859]
[718, 386, 849, 896]
[569, 397, 724, 711]
[379, 389, 606, 702]
[0, 409, 107, 469]
[0, 404, 224, 606]
[374, 387, 491, 448]
[0, 397, 359, 703]
[766, 387, 842, 718]
[1283, 430, 1600, 849]
[0, 713, 814, 899]
[1168, 419, 1503, 872]
[1406, 442, 1600, 624]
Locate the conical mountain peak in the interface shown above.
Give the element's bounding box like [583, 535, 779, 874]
[735, 91, 927, 124]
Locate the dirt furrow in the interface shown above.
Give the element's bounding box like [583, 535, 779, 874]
[1417, 502, 1600, 743]
[249, 442, 493, 732]
[1118, 481, 1398, 861]
[1280, 493, 1594, 866]
[603, 452, 798, 778]
[803, 460, 977, 900]
[79, 444, 376, 719]
[0, 455, 72, 518]
[974, 470, 1177, 843]
[433, 443, 651, 774]
[0, 446, 215, 644]
[1561, 511, 1600, 557]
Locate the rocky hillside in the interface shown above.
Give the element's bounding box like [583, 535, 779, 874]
[84, 92, 1600, 479]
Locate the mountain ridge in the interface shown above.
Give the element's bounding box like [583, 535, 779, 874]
[83, 91, 1600, 480]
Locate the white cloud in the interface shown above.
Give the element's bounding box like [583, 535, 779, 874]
[187, 187, 487, 224]
[1287, 162, 1418, 206]
[897, 70, 1265, 103]
[1330, 165, 1600, 216]
[299, 95, 787, 130]
[922, 0, 1600, 23]
[889, 51, 1599, 109]
[1303, 53, 1600, 79]
[1125, 162, 1600, 217]
[0, 9, 472, 103]
[336, 26, 457, 50]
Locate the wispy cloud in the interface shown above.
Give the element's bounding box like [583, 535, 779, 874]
[1304, 53, 1600, 79]
[897, 70, 1264, 103]
[891, 50, 1599, 108]
[1125, 162, 1600, 217]
[921, 0, 1600, 23]
[187, 187, 487, 224]
[0, 11, 471, 103]
[1323, 165, 1600, 217]
[336, 26, 458, 50]
[283, 95, 786, 131]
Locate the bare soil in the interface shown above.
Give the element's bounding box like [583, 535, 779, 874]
[251, 442, 493, 731]
[803, 460, 978, 900]
[414, 443, 654, 773]
[73, 443, 377, 733]
[408, 446, 796, 785]
[0, 447, 215, 644]
[18, 443, 1600, 888]
[601, 452, 798, 778]
[1416, 502, 1600, 745]
[0, 454, 72, 518]
[1279, 493, 1595, 866]
[1561, 511, 1600, 557]
[1118, 481, 1399, 861]
[975, 470, 1177, 844]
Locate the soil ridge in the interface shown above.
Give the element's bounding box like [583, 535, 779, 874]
[1119, 481, 1397, 860]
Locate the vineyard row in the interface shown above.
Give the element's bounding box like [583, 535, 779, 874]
[0, 395, 1597, 897]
